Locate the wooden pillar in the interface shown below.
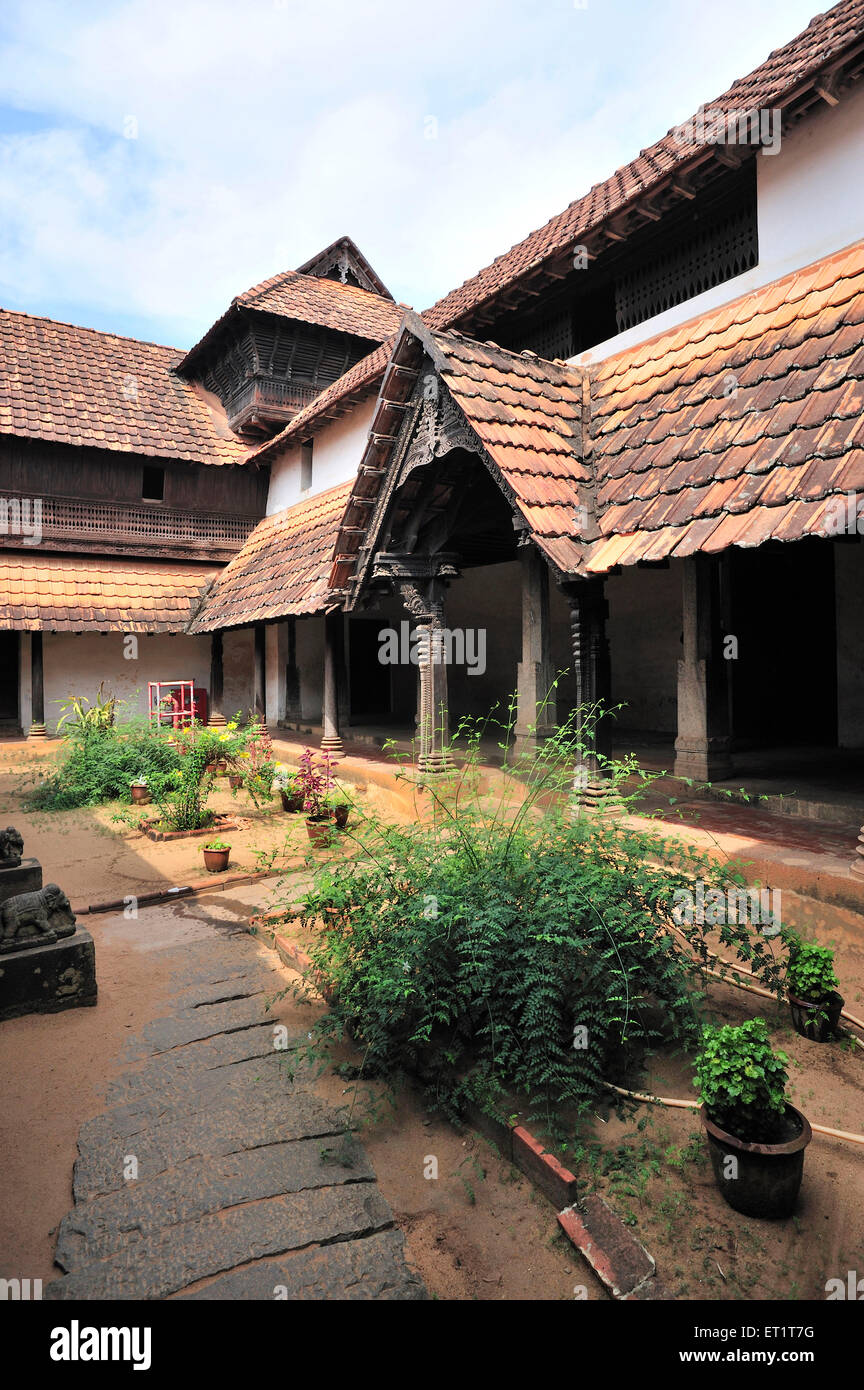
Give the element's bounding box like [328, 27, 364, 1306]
[321, 610, 343, 756]
[515, 545, 555, 749]
[416, 618, 450, 772]
[28, 631, 46, 739]
[253, 623, 266, 724]
[673, 554, 732, 782]
[566, 578, 611, 795]
[284, 617, 302, 727]
[208, 630, 226, 727]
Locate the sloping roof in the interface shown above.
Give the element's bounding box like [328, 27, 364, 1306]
[235, 268, 403, 340]
[330, 315, 589, 591]
[0, 310, 249, 465]
[250, 0, 864, 463]
[584, 238, 864, 571]
[178, 259, 404, 376]
[423, 0, 864, 332]
[0, 554, 219, 631]
[188, 481, 352, 631]
[296, 235, 394, 299]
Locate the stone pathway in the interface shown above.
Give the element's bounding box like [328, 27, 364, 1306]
[44, 896, 424, 1300]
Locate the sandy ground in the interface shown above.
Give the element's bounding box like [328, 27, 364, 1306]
[2, 740, 863, 1301]
[0, 880, 595, 1301]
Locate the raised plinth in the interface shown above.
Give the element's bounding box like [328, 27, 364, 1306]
[0, 925, 97, 1022]
[0, 858, 43, 906]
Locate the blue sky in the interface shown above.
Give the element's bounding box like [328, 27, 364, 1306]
[0, 0, 822, 348]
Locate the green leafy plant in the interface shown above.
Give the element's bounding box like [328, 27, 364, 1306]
[202, 839, 231, 851]
[147, 733, 220, 832]
[694, 1018, 789, 1143]
[785, 937, 839, 1004]
[278, 704, 785, 1134]
[55, 682, 117, 737]
[23, 717, 181, 810]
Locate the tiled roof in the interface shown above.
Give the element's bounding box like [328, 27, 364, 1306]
[188, 481, 352, 631]
[238, 269, 403, 341]
[0, 310, 250, 464]
[585, 238, 864, 571]
[330, 316, 588, 590]
[0, 554, 220, 631]
[251, 0, 864, 462]
[423, 0, 864, 331]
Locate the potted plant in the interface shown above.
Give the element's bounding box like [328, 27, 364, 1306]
[228, 771, 244, 791]
[324, 786, 351, 829]
[130, 776, 150, 805]
[785, 937, 844, 1041]
[202, 839, 231, 872]
[694, 1018, 811, 1219]
[272, 768, 304, 813]
[297, 748, 335, 847]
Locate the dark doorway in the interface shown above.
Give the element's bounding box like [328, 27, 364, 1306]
[729, 540, 837, 747]
[0, 633, 20, 730]
[348, 618, 392, 719]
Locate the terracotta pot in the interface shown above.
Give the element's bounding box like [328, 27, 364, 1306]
[215, 759, 228, 774]
[280, 791, 304, 813]
[228, 773, 243, 790]
[788, 990, 844, 1042]
[130, 785, 150, 805]
[331, 803, 350, 829]
[306, 817, 332, 848]
[202, 847, 231, 872]
[701, 1103, 811, 1218]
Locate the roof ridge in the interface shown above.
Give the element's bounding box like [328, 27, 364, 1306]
[0, 305, 183, 356]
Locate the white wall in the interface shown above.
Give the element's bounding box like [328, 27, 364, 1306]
[580, 83, 864, 365]
[266, 399, 377, 514]
[24, 629, 254, 732]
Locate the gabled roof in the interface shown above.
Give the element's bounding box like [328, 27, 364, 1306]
[188, 481, 352, 631]
[296, 235, 394, 299]
[250, 0, 864, 463]
[330, 314, 589, 593]
[178, 243, 405, 376]
[583, 237, 864, 571]
[0, 309, 250, 465]
[0, 554, 219, 631]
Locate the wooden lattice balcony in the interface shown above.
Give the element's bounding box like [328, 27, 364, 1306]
[0, 490, 258, 560]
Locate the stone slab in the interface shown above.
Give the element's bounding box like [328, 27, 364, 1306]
[0, 924, 96, 1022]
[177, 1230, 426, 1300]
[58, 1136, 375, 1268]
[73, 1087, 347, 1200]
[45, 1185, 394, 1300]
[0, 858, 43, 905]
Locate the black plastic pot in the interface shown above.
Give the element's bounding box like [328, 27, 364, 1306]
[701, 1103, 811, 1219]
[788, 990, 844, 1042]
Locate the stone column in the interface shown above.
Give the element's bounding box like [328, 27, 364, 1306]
[515, 545, 555, 751]
[208, 631, 226, 728]
[566, 578, 611, 796]
[416, 616, 450, 773]
[673, 554, 732, 782]
[253, 623, 266, 724]
[28, 631, 46, 739]
[321, 610, 344, 756]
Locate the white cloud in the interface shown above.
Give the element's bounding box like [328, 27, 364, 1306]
[0, 0, 822, 344]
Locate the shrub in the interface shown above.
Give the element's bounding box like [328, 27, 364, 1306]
[24, 721, 180, 810]
[281, 710, 785, 1132]
[694, 1018, 790, 1143]
[785, 937, 839, 1003]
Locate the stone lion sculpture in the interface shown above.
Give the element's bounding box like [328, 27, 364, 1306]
[0, 827, 24, 868]
[0, 884, 76, 953]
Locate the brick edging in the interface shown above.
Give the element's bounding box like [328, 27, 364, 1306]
[75, 868, 279, 916]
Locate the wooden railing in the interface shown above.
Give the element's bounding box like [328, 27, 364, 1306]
[0, 491, 258, 557]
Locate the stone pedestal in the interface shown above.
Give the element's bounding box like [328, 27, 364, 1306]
[0, 925, 97, 1022]
[0, 858, 43, 905]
